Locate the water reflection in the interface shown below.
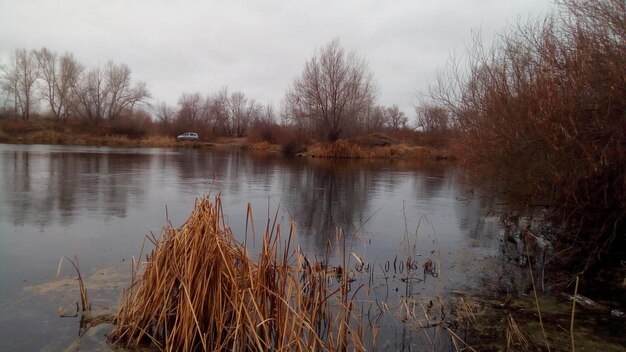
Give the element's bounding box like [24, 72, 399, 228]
[0, 144, 501, 351]
[0, 145, 501, 254]
[281, 159, 372, 249]
[2, 148, 153, 227]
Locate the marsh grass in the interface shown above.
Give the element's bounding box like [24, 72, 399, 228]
[307, 140, 453, 160]
[73, 194, 618, 351]
[108, 196, 362, 351]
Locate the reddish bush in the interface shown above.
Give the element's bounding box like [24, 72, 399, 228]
[431, 0, 625, 270]
[247, 123, 311, 155]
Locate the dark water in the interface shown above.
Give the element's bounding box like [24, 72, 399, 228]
[0, 144, 502, 351]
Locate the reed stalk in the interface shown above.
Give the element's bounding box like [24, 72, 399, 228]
[57, 255, 90, 312]
[525, 240, 550, 351]
[570, 276, 579, 352]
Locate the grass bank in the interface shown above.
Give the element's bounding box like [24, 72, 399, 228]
[1, 118, 457, 160]
[304, 139, 455, 160]
[0, 118, 215, 149]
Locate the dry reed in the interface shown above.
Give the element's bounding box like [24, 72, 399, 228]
[307, 140, 451, 160]
[57, 255, 91, 312]
[505, 314, 531, 351]
[108, 196, 361, 351]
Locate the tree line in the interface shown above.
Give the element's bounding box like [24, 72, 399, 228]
[0, 48, 150, 123]
[1, 42, 424, 141]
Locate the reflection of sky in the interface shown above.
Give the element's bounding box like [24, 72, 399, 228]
[0, 144, 502, 351]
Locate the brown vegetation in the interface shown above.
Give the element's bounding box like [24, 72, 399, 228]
[0, 118, 213, 148]
[284, 39, 378, 141]
[429, 0, 625, 272]
[0, 118, 196, 148]
[109, 196, 363, 351]
[306, 139, 454, 160]
[102, 195, 624, 351]
[1, 42, 442, 158]
[246, 123, 311, 155]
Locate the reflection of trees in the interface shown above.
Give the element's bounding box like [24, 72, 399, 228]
[410, 161, 448, 199]
[173, 149, 227, 182]
[448, 169, 500, 246]
[0, 145, 507, 256]
[1, 147, 151, 227]
[281, 159, 380, 253]
[4, 151, 33, 226]
[408, 162, 502, 246]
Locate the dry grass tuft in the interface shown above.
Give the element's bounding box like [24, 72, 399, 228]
[506, 314, 531, 351]
[306, 140, 454, 160]
[139, 135, 178, 148]
[108, 196, 361, 351]
[245, 141, 283, 153]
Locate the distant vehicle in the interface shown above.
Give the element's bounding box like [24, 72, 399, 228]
[177, 132, 199, 141]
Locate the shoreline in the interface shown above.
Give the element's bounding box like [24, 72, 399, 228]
[1, 119, 456, 160]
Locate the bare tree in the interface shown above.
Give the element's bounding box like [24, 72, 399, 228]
[0, 61, 9, 113]
[385, 105, 408, 130]
[363, 105, 386, 132]
[74, 65, 107, 122]
[259, 103, 277, 125]
[227, 91, 261, 137]
[415, 104, 449, 132]
[154, 101, 176, 133]
[1, 49, 39, 120]
[206, 87, 230, 135]
[244, 99, 263, 134]
[227, 91, 247, 136]
[104, 62, 150, 120]
[285, 39, 377, 140]
[74, 61, 150, 122]
[35, 48, 83, 120]
[176, 92, 202, 128]
[211, 87, 231, 134]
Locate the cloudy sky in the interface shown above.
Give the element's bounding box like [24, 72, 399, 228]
[0, 0, 554, 119]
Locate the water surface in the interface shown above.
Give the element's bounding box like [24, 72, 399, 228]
[0, 144, 500, 351]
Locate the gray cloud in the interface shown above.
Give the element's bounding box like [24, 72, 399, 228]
[0, 0, 553, 120]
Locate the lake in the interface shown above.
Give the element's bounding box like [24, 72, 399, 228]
[0, 144, 502, 351]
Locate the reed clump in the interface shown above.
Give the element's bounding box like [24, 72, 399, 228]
[108, 196, 360, 351]
[307, 140, 450, 159]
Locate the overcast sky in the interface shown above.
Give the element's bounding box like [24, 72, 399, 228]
[0, 0, 554, 120]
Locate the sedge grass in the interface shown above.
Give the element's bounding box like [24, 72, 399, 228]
[306, 140, 451, 160]
[108, 196, 361, 351]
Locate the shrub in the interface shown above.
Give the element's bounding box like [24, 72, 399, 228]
[109, 111, 155, 139]
[247, 123, 311, 155]
[432, 0, 625, 270]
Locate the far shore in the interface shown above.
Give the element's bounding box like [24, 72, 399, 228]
[0, 118, 456, 160]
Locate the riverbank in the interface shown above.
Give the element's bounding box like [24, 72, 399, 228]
[0, 118, 455, 160]
[0, 118, 215, 149]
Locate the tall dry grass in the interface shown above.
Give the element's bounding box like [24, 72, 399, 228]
[108, 196, 362, 351]
[306, 140, 454, 160]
